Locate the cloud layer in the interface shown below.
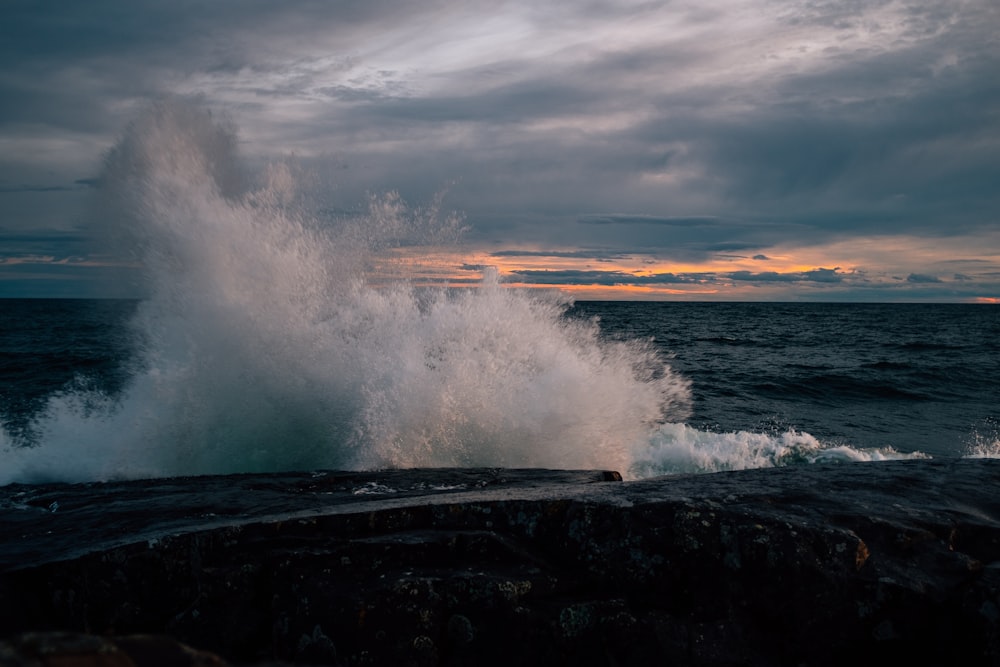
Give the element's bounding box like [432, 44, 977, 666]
[1, 0, 998, 299]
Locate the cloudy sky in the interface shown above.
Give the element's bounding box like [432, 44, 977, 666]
[1, 0, 998, 300]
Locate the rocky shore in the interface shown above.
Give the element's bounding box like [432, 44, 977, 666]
[2, 459, 1000, 665]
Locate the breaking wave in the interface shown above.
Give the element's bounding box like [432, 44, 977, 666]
[0, 100, 926, 484]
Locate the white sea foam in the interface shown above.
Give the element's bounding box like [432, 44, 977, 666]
[963, 430, 1000, 459]
[628, 423, 926, 478]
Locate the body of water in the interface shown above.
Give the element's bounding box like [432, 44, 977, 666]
[2, 298, 996, 484]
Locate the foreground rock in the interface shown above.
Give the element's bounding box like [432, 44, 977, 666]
[2, 460, 999, 666]
[0, 632, 227, 667]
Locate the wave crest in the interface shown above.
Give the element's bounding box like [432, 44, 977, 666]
[2, 99, 691, 484]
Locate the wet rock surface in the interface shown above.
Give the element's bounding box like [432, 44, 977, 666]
[2, 460, 1000, 666]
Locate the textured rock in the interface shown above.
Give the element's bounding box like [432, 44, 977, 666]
[0, 632, 227, 667]
[2, 460, 1000, 665]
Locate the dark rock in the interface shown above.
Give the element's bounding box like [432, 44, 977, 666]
[0, 632, 227, 667]
[1, 460, 999, 666]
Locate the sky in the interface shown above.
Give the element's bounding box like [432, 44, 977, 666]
[1, 0, 998, 301]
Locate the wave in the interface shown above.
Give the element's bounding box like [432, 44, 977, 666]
[628, 424, 929, 478]
[0, 99, 965, 485]
[2, 99, 692, 484]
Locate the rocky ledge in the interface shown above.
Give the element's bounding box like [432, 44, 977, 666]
[2, 459, 1000, 666]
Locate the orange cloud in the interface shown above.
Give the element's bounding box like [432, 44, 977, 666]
[370, 236, 1000, 301]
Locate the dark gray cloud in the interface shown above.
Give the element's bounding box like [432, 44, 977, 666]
[728, 268, 844, 284]
[507, 266, 853, 289]
[509, 269, 706, 286]
[0, 230, 90, 258]
[490, 249, 630, 260]
[906, 273, 943, 283]
[0, 185, 80, 194]
[578, 215, 725, 227]
[1, 0, 997, 299]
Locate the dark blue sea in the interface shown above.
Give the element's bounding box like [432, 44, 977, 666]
[2, 297, 996, 485]
[572, 301, 1000, 458]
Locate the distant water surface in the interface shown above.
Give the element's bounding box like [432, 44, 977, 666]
[570, 301, 1000, 457]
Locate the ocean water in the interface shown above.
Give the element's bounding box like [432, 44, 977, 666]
[1, 298, 996, 486]
[571, 301, 1000, 467]
[1, 99, 997, 484]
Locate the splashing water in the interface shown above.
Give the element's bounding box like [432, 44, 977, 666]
[964, 426, 1000, 459]
[629, 424, 926, 478]
[0, 100, 928, 484]
[2, 100, 695, 483]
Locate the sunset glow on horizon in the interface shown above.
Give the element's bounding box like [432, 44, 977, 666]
[374, 229, 1000, 302]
